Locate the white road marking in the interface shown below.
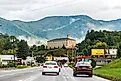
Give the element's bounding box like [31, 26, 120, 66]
[0, 70, 35, 78]
[24, 74, 41, 81]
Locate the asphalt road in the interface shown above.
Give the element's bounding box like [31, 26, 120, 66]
[0, 67, 110, 81]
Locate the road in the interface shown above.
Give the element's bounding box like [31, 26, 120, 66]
[0, 67, 110, 81]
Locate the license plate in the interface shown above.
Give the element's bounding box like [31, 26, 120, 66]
[82, 67, 86, 69]
[48, 67, 52, 68]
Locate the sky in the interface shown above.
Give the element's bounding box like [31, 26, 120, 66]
[0, 0, 121, 21]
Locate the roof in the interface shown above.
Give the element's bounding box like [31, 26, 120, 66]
[47, 38, 76, 42]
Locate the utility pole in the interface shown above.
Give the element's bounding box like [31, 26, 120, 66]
[10, 38, 16, 67]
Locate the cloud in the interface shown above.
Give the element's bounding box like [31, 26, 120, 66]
[17, 35, 47, 46]
[0, 0, 121, 21]
[72, 37, 85, 43]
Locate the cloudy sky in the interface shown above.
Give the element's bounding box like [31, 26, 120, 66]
[0, 0, 121, 21]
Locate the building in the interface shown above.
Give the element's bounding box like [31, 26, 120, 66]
[0, 55, 17, 65]
[26, 56, 36, 65]
[47, 34, 76, 49]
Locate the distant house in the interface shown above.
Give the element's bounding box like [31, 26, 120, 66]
[0, 55, 17, 65]
[47, 34, 76, 49]
[25, 56, 36, 65]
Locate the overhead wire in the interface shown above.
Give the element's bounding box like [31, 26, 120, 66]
[28, 0, 82, 11]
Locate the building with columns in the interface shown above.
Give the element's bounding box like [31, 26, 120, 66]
[47, 35, 76, 49]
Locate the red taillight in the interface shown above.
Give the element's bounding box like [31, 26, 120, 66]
[75, 66, 80, 68]
[88, 66, 92, 69]
[54, 66, 58, 68]
[75, 66, 80, 70]
[89, 66, 92, 68]
[43, 66, 47, 68]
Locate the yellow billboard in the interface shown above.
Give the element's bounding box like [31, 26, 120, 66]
[91, 49, 104, 55]
[46, 56, 52, 61]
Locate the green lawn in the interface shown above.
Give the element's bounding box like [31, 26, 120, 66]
[94, 68, 121, 81]
[94, 58, 121, 81]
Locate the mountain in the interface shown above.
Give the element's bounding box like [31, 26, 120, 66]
[0, 15, 121, 45]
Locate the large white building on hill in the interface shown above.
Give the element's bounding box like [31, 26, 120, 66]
[47, 35, 76, 49]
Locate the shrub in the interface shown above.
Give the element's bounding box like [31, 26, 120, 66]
[0, 64, 8, 68]
[17, 65, 28, 69]
[7, 62, 17, 67]
[90, 58, 96, 68]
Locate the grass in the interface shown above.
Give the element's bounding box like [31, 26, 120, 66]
[94, 58, 121, 81]
[94, 68, 121, 81]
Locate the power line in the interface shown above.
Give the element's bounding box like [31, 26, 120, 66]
[6, 0, 86, 16]
[26, 0, 83, 12]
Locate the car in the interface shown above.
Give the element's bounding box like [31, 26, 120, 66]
[42, 61, 60, 75]
[64, 63, 68, 67]
[73, 62, 93, 77]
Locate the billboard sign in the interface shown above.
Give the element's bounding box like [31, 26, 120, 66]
[105, 49, 117, 55]
[91, 49, 104, 55]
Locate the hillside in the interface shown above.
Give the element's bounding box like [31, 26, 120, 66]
[94, 58, 121, 80]
[77, 30, 121, 56]
[99, 58, 121, 69]
[0, 15, 121, 45]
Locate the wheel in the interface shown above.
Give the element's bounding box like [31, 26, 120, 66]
[59, 68, 61, 72]
[42, 72, 45, 75]
[88, 74, 93, 77]
[73, 73, 76, 77]
[57, 72, 59, 75]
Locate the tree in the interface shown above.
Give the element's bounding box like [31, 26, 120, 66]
[36, 56, 45, 63]
[62, 44, 66, 49]
[0, 38, 5, 54]
[40, 45, 46, 50]
[90, 58, 96, 68]
[17, 40, 29, 60]
[83, 49, 89, 56]
[95, 41, 107, 48]
[91, 30, 95, 33]
[117, 42, 121, 58]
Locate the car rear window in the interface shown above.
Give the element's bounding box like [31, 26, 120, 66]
[76, 62, 91, 66]
[45, 62, 56, 65]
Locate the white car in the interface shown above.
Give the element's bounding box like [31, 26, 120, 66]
[42, 61, 60, 75]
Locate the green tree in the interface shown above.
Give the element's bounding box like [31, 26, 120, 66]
[95, 41, 107, 48]
[117, 42, 121, 58]
[62, 44, 66, 49]
[17, 40, 29, 60]
[83, 49, 89, 56]
[40, 45, 46, 50]
[0, 38, 5, 54]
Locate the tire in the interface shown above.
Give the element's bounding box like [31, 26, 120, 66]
[73, 73, 76, 77]
[57, 72, 59, 75]
[88, 74, 93, 77]
[59, 68, 61, 72]
[42, 72, 45, 75]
